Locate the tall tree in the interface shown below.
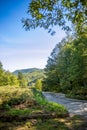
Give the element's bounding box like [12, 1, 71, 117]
[18, 72, 27, 86]
[35, 79, 42, 91]
[43, 33, 87, 95]
[43, 44, 61, 92]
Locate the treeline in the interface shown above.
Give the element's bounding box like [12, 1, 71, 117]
[43, 33, 87, 99]
[0, 62, 27, 86]
[0, 62, 19, 86]
[0, 62, 43, 88]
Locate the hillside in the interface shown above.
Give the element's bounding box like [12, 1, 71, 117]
[13, 68, 45, 86]
[13, 68, 43, 75]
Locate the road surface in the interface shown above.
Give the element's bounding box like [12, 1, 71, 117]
[42, 92, 87, 118]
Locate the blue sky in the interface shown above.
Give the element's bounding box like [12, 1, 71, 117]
[0, 0, 66, 72]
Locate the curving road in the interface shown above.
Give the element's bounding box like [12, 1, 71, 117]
[42, 92, 87, 118]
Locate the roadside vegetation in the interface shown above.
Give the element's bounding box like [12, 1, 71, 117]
[42, 33, 87, 100]
[0, 86, 87, 130]
[0, 86, 68, 117]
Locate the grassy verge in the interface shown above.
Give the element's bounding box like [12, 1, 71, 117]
[0, 86, 87, 130]
[32, 88, 68, 116]
[0, 87, 68, 119]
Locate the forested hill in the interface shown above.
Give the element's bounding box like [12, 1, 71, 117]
[13, 68, 44, 75]
[13, 68, 45, 87]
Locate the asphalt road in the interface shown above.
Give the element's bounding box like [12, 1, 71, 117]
[42, 92, 87, 118]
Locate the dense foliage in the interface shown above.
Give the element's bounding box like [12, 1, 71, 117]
[0, 62, 19, 86]
[17, 71, 27, 86]
[43, 33, 87, 99]
[0, 64, 45, 87]
[13, 68, 45, 87]
[35, 79, 42, 90]
[24, 70, 45, 87]
[22, 0, 87, 35]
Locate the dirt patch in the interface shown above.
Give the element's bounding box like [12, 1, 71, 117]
[14, 99, 38, 109]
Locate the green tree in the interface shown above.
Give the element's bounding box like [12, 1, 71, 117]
[43, 33, 87, 95]
[22, 0, 87, 34]
[35, 79, 42, 91]
[18, 72, 27, 86]
[9, 73, 19, 86]
[59, 34, 87, 93]
[1, 71, 19, 86]
[43, 44, 61, 92]
[0, 62, 19, 86]
[0, 62, 3, 70]
[0, 62, 5, 86]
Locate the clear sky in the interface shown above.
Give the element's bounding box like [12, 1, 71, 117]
[0, 0, 66, 72]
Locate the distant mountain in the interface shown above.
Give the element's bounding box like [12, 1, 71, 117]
[13, 68, 45, 86]
[13, 68, 43, 75]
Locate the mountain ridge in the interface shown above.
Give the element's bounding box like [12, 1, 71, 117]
[13, 68, 44, 75]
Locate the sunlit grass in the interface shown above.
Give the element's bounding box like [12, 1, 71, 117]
[0, 86, 33, 105]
